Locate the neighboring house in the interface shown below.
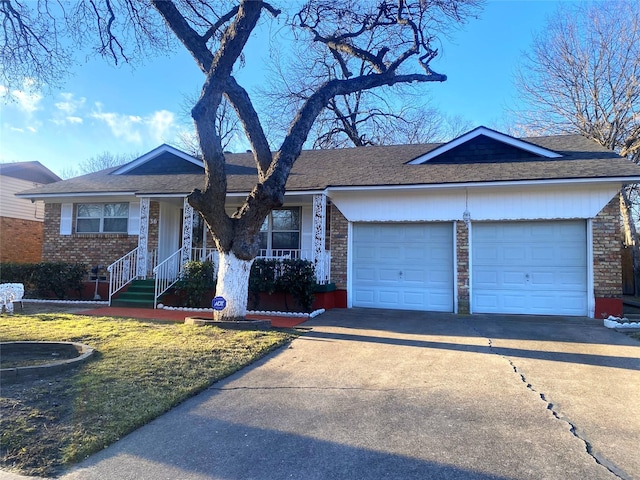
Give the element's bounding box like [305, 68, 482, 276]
[1, 161, 61, 263]
[17, 127, 640, 318]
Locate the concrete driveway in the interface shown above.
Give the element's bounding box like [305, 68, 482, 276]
[25, 309, 640, 480]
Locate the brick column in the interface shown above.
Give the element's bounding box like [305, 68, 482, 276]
[456, 221, 470, 314]
[592, 193, 622, 317]
[329, 203, 348, 289]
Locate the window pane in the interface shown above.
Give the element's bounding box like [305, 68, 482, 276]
[77, 204, 102, 218]
[272, 208, 299, 230]
[260, 217, 269, 232]
[104, 203, 128, 217]
[104, 218, 128, 232]
[272, 232, 300, 250]
[258, 232, 268, 250]
[77, 218, 100, 232]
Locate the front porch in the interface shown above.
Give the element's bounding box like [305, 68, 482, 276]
[107, 194, 332, 309]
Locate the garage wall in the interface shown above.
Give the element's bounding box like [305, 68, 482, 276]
[592, 194, 622, 317]
[328, 190, 622, 318]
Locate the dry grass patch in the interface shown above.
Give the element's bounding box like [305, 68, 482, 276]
[0, 313, 296, 477]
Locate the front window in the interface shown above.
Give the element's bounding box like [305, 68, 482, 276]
[76, 203, 129, 233]
[259, 208, 300, 257]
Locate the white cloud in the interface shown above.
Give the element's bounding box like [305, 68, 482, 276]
[55, 92, 86, 114]
[91, 102, 143, 143]
[148, 110, 175, 143]
[9, 87, 42, 114]
[0, 80, 41, 115]
[90, 103, 177, 145]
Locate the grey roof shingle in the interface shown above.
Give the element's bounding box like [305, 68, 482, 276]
[17, 134, 640, 198]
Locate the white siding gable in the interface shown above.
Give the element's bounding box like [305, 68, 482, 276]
[0, 176, 45, 221]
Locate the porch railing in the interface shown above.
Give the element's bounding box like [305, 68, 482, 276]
[109, 246, 331, 309]
[153, 247, 218, 308]
[258, 249, 331, 284]
[107, 247, 140, 305]
[153, 248, 184, 308]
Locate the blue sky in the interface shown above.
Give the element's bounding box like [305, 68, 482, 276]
[0, 0, 570, 178]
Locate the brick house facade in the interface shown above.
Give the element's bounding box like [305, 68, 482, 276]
[18, 128, 640, 318]
[0, 217, 44, 263]
[0, 161, 60, 263]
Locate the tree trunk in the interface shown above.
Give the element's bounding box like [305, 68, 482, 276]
[213, 250, 255, 321]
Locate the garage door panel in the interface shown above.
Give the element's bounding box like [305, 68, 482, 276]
[352, 223, 453, 312]
[503, 271, 527, 287]
[354, 266, 376, 282]
[379, 290, 401, 304]
[353, 289, 375, 304]
[404, 269, 426, 283]
[472, 221, 587, 316]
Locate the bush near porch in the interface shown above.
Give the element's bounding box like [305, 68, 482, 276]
[166, 258, 318, 312]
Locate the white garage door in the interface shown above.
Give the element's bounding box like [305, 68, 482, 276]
[352, 223, 454, 311]
[472, 221, 588, 316]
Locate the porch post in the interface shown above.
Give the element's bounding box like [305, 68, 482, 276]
[137, 198, 150, 279]
[181, 197, 193, 266]
[312, 193, 327, 283]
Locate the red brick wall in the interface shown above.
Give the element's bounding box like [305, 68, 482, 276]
[42, 203, 138, 277]
[329, 203, 348, 289]
[455, 221, 470, 314]
[593, 194, 623, 317]
[0, 216, 44, 263]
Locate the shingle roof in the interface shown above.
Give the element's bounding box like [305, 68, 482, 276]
[17, 134, 640, 199]
[0, 161, 61, 184]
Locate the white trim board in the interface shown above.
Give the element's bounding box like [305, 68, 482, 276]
[407, 126, 562, 164]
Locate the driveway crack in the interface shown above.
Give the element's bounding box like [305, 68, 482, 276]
[481, 335, 627, 480]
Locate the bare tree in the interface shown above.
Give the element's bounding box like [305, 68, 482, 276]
[59, 151, 137, 179]
[515, 0, 640, 161]
[176, 93, 241, 157]
[515, 0, 640, 293]
[2, 0, 482, 320]
[261, 25, 473, 148]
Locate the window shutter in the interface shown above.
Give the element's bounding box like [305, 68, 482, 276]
[128, 202, 140, 235]
[60, 203, 73, 235]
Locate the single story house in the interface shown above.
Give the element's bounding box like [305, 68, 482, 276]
[0, 161, 61, 263]
[17, 126, 640, 318]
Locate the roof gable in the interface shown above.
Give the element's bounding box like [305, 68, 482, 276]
[407, 126, 562, 164]
[112, 144, 204, 175]
[0, 161, 61, 184]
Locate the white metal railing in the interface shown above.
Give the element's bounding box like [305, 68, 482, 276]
[147, 248, 158, 277]
[258, 248, 303, 259]
[192, 247, 217, 263]
[316, 250, 331, 284]
[107, 247, 140, 305]
[110, 246, 331, 309]
[257, 249, 331, 284]
[153, 248, 184, 308]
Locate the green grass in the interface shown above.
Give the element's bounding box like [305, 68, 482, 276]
[0, 314, 296, 477]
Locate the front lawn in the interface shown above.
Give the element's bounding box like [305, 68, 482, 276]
[0, 313, 296, 477]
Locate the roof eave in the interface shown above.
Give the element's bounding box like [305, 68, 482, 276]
[326, 176, 640, 193]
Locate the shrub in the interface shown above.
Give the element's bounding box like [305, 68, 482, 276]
[0, 262, 87, 299]
[174, 260, 216, 307]
[249, 258, 316, 312]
